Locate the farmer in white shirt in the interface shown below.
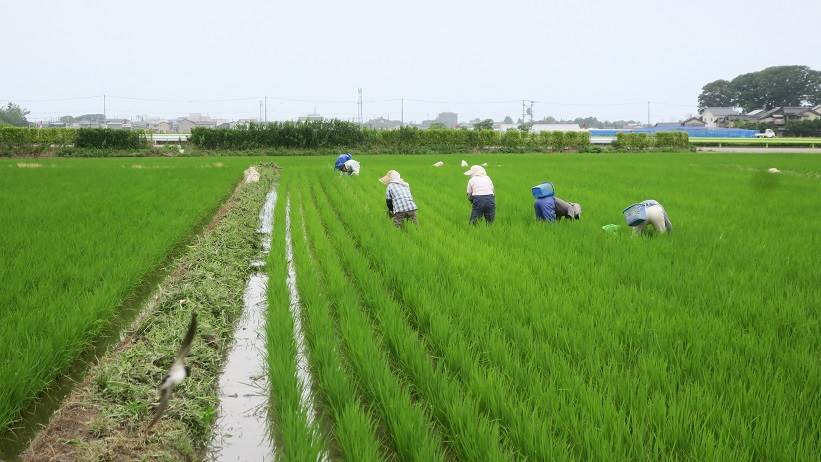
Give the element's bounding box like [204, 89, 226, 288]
[464, 165, 495, 224]
[379, 170, 418, 227]
[624, 199, 672, 234]
[340, 158, 360, 176]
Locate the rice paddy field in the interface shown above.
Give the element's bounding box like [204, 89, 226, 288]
[0, 157, 258, 433]
[265, 153, 820, 461]
[1, 153, 819, 460]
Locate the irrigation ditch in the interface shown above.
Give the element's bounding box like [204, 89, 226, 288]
[206, 188, 278, 461]
[3, 165, 279, 461]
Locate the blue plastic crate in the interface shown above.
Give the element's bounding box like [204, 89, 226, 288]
[531, 182, 555, 198]
[623, 203, 647, 226]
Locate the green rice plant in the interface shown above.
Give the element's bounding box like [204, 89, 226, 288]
[0, 157, 261, 434]
[317, 175, 572, 459]
[268, 152, 820, 460]
[306, 179, 512, 461]
[287, 183, 383, 461]
[264, 175, 324, 461]
[287, 177, 447, 461]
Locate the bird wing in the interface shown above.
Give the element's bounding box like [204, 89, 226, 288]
[145, 385, 172, 431]
[175, 312, 198, 361]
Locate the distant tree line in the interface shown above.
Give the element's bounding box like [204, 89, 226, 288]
[698, 65, 821, 111]
[497, 115, 639, 129]
[525, 116, 639, 129]
[0, 103, 29, 127]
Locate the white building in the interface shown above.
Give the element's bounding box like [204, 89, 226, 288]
[701, 107, 741, 128]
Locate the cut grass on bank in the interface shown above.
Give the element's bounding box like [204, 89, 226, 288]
[0, 157, 259, 434]
[267, 153, 821, 460]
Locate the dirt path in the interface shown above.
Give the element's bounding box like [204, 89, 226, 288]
[18, 165, 278, 462]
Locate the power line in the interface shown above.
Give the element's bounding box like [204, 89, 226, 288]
[0, 95, 101, 103]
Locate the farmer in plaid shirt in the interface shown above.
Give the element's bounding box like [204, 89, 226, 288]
[379, 170, 418, 227]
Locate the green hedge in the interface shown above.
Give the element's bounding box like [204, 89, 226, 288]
[191, 123, 591, 152]
[615, 132, 689, 151]
[74, 129, 147, 149]
[0, 127, 149, 150]
[189, 120, 365, 149]
[655, 132, 689, 149]
[0, 127, 77, 146]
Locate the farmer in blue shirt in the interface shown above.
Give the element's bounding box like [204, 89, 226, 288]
[334, 153, 351, 171]
[334, 153, 360, 175]
[533, 182, 581, 222]
[534, 195, 557, 221]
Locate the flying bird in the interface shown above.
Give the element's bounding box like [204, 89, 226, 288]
[146, 311, 197, 431]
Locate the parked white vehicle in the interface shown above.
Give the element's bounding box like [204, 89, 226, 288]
[755, 129, 775, 138]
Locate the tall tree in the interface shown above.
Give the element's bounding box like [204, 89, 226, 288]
[733, 66, 820, 111]
[472, 119, 494, 130]
[698, 66, 821, 112]
[697, 79, 735, 110]
[0, 103, 30, 126]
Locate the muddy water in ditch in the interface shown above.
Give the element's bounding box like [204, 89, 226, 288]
[207, 190, 277, 461]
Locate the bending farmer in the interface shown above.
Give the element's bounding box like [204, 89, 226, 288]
[532, 182, 581, 222]
[465, 165, 495, 224]
[623, 199, 672, 234]
[379, 170, 418, 227]
[334, 153, 360, 176]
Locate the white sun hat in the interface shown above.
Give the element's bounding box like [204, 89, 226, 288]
[379, 170, 403, 185]
[464, 165, 487, 176]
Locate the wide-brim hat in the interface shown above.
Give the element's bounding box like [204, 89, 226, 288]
[464, 165, 486, 176]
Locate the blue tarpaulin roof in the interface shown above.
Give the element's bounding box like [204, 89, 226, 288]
[590, 127, 757, 138]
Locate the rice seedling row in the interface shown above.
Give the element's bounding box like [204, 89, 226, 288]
[305, 177, 513, 461]
[269, 173, 447, 461]
[266, 153, 820, 461]
[316, 175, 578, 459]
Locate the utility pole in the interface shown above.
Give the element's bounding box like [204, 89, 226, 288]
[103, 94, 107, 119]
[264, 96, 267, 122]
[356, 88, 364, 125]
[401, 97, 404, 127]
[521, 100, 534, 127]
[647, 101, 651, 126]
[259, 100, 263, 122]
[528, 100, 535, 125]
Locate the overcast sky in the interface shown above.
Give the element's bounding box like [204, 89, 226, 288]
[2, 0, 819, 124]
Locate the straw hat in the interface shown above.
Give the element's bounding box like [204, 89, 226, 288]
[379, 170, 402, 185]
[464, 165, 487, 176]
